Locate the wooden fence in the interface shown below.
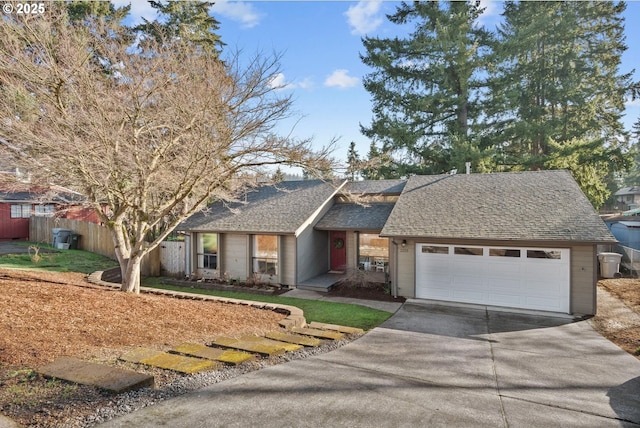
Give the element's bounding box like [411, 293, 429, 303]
[30, 217, 115, 257]
[159, 240, 186, 277]
[29, 217, 161, 276]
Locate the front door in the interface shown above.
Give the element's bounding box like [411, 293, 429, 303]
[329, 231, 347, 272]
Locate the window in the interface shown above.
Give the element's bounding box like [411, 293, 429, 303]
[454, 247, 483, 256]
[253, 235, 278, 276]
[359, 234, 389, 271]
[422, 245, 449, 254]
[34, 204, 55, 217]
[10, 204, 31, 218]
[489, 248, 521, 258]
[527, 250, 561, 260]
[197, 233, 218, 270]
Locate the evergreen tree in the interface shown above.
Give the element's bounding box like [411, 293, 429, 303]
[360, 1, 491, 177]
[489, 1, 631, 167]
[346, 141, 360, 180]
[136, 1, 224, 55]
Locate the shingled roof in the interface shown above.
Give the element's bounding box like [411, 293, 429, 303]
[381, 170, 615, 243]
[179, 180, 342, 235]
[315, 203, 395, 231]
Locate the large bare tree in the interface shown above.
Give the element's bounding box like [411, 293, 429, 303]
[0, 7, 332, 292]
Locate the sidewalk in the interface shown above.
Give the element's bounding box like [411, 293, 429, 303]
[281, 288, 404, 313]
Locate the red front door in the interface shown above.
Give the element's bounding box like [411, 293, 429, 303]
[329, 231, 347, 272]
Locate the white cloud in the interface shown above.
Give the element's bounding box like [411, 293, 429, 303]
[112, 0, 156, 25]
[477, 0, 502, 27]
[626, 98, 640, 108]
[269, 73, 315, 91]
[211, 1, 262, 29]
[324, 69, 359, 89]
[345, 1, 383, 35]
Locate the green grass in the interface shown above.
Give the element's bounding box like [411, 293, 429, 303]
[141, 278, 394, 331]
[0, 243, 117, 274]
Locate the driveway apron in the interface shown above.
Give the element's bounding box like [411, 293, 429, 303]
[99, 302, 640, 427]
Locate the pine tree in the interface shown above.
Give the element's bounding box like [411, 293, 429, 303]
[136, 1, 224, 55]
[346, 141, 360, 180]
[360, 1, 491, 177]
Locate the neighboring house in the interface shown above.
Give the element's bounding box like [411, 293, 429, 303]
[0, 185, 101, 241]
[614, 186, 640, 210]
[180, 170, 615, 316]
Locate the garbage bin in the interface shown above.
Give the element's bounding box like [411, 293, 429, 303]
[598, 252, 622, 278]
[68, 233, 80, 250]
[52, 228, 73, 248]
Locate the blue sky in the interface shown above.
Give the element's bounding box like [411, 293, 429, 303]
[114, 1, 640, 170]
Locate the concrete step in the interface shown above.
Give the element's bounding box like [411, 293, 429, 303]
[239, 335, 303, 352]
[210, 337, 287, 356]
[308, 321, 365, 335]
[291, 327, 344, 340]
[39, 357, 154, 393]
[171, 343, 255, 365]
[120, 348, 220, 374]
[265, 331, 322, 347]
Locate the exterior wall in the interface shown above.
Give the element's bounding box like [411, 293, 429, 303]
[222, 233, 248, 282]
[0, 204, 29, 240]
[570, 245, 597, 315]
[395, 239, 416, 298]
[296, 225, 328, 283]
[280, 234, 297, 286]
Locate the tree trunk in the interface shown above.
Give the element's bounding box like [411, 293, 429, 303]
[120, 256, 142, 293]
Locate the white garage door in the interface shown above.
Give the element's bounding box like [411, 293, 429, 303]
[415, 244, 570, 313]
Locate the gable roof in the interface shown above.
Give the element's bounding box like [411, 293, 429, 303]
[180, 180, 342, 235]
[615, 186, 640, 196]
[381, 170, 615, 243]
[315, 203, 395, 231]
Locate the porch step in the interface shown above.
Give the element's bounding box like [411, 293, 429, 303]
[296, 272, 345, 292]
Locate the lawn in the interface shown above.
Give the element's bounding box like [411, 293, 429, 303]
[0, 242, 117, 274]
[142, 279, 394, 331]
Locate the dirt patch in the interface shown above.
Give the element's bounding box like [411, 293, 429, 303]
[592, 278, 640, 358]
[328, 281, 406, 303]
[0, 268, 285, 426]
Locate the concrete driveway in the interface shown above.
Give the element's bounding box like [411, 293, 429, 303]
[99, 302, 640, 427]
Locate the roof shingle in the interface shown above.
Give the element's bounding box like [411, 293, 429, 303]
[380, 170, 615, 243]
[179, 180, 341, 234]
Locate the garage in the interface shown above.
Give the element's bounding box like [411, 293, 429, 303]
[415, 244, 570, 313]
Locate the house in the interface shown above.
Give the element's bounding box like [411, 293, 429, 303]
[614, 186, 640, 210]
[0, 185, 101, 241]
[179, 170, 615, 316]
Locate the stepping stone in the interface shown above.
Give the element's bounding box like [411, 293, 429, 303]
[210, 337, 285, 356]
[291, 327, 344, 340]
[239, 335, 303, 352]
[171, 343, 255, 365]
[121, 347, 219, 374]
[39, 357, 154, 393]
[265, 331, 322, 347]
[120, 348, 163, 364]
[308, 321, 365, 335]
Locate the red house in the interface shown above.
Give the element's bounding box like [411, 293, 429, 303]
[0, 185, 101, 241]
